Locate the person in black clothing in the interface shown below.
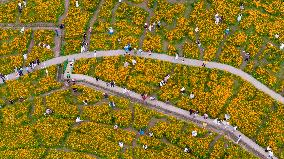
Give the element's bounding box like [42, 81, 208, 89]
[83, 33, 87, 40]
[110, 81, 115, 87]
[60, 24, 65, 29]
[81, 41, 86, 47]
[18, 69, 23, 76]
[189, 109, 195, 115]
[0, 73, 5, 83]
[95, 76, 99, 81]
[157, 21, 161, 28]
[244, 53, 250, 61]
[36, 59, 40, 65]
[103, 93, 109, 98]
[9, 100, 14, 104]
[19, 96, 24, 102]
[72, 87, 78, 93]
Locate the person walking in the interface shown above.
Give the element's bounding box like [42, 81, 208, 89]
[225, 28, 230, 35]
[189, 92, 195, 99]
[132, 59, 136, 65]
[244, 52, 250, 61]
[18, 2, 22, 13]
[175, 53, 179, 60]
[108, 27, 114, 35]
[265, 146, 272, 152]
[236, 135, 242, 144]
[20, 27, 25, 33]
[60, 24, 65, 29]
[180, 87, 185, 93]
[237, 14, 242, 22]
[203, 113, 208, 119]
[195, 27, 199, 32]
[157, 21, 161, 28]
[280, 43, 284, 50]
[55, 29, 59, 36]
[25, 66, 30, 73]
[215, 13, 220, 24]
[202, 61, 208, 67]
[110, 81, 115, 87]
[144, 23, 148, 29]
[0, 73, 5, 83]
[240, 2, 244, 10]
[138, 49, 143, 55]
[196, 39, 201, 47]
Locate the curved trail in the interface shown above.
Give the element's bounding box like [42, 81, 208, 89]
[69, 74, 274, 159]
[1, 50, 283, 104]
[0, 50, 281, 158]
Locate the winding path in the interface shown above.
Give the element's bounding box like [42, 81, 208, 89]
[68, 73, 275, 159]
[0, 49, 281, 158]
[1, 50, 283, 104]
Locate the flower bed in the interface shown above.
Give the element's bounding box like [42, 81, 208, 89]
[0, 28, 32, 74]
[20, 0, 64, 23]
[73, 56, 283, 156]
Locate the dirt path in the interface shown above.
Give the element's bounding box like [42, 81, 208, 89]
[53, 0, 70, 57]
[85, 0, 105, 51]
[0, 23, 56, 27]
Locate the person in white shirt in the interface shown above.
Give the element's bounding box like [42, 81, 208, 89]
[45, 69, 48, 76]
[215, 13, 220, 24]
[143, 145, 148, 150]
[132, 59, 136, 65]
[175, 53, 179, 60]
[268, 150, 274, 159]
[280, 43, 284, 50]
[18, 2, 22, 8]
[189, 92, 195, 99]
[236, 135, 242, 144]
[119, 142, 124, 148]
[20, 27, 25, 33]
[23, 54, 27, 60]
[184, 147, 190, 153]
[124, 61, 129, 67]
[195, 27, 199, 32]
[192, 130, 197, 137]
[75, 0, 79, 7]
[180, 87, 185, 93]
[203, 113, 208, 119]
[266, 146, 272, 152]
[237, 14, 242, 22]
[75, 117, 83, 123]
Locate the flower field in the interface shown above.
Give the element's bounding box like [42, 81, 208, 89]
[20, 0, 64, 23]
[1, 0, 283, 94]
[73, 56, 284, 157]
[0, 63, 256, 158]
[0, 0, 18, 23]
[0, 0, 284, 158]
[0, 28, 32, 74]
